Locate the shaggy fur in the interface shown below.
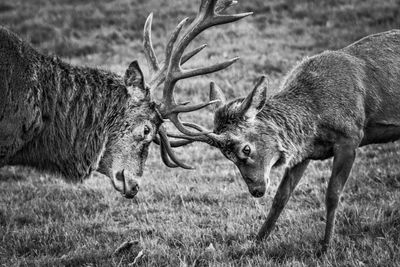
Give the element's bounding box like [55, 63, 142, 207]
[0, 27, 160, 187]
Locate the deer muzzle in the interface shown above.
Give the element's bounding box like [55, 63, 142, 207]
[237, 152, 281, 198]
[238, 163, 266, 198]
[113, 170, 140, 199]
[247, 181, 266, 198]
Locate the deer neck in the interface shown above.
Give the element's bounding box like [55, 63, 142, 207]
[11, 57, 126, 181]
[257, 96, 317, 167]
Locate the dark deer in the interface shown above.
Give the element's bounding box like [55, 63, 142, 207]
[171, 30, 400, 251]
[0, 0, 251, 198]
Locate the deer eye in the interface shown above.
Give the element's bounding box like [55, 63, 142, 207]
[144, 125, 151, 136]
[242, 145, 251, 156]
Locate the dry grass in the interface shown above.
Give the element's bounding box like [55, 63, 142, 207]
[1, 0, 400, 266]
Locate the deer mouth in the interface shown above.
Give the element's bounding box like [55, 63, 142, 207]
[112, 170, 140, 199]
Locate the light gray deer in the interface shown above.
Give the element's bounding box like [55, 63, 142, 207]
[169, 29, 400, 251]
[0, 0, 251, 198]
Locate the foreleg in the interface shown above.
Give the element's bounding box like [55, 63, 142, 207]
[320, 140, 356, 252]
[257, 160, 310, 241]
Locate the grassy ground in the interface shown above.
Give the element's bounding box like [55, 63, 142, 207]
[1, 0, 400, 266]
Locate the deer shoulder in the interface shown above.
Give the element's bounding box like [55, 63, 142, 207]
[0, 27, 44, 165]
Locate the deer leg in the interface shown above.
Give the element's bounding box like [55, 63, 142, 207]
[320, 141, 356, 252]
[257, 160, 310, 241]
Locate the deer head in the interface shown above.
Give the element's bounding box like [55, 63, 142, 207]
[97, 61, 160, 199]
[100, 0, 252, 198]
[168, 77, 286, 198]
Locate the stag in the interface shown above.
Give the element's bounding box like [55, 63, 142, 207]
[170, 30, 400, 251]
[0, 0, 251, 198]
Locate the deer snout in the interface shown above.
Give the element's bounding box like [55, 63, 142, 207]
[247, 182, 266, 198]
[114, 170, 140, 199]
[237, 163, 266, 198]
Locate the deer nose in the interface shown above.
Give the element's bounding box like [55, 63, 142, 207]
[115, 170, 140, 199]
[249, 185, 265, 198]
[124, 179, 140, 199]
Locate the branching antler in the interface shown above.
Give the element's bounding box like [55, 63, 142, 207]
[143, 0, 252, 168]
[160, 1, 251, 136]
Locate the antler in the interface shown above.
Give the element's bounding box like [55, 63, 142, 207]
[161, 83, 228, 147]
[161, 1, 252, 136]
[143, 0, 252, 168]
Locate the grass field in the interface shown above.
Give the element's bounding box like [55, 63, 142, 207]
[1, 0, 400, 266]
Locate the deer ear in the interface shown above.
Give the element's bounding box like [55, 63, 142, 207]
[239, 76, 268, 119]
[124, 60, 149, 99]
[209, 82, 226, 110]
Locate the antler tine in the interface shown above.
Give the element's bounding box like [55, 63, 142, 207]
[172, 99, 220, 113]
[158, 126, 194, 169]
[154, 134, 194, 147]
[180, 57, 239, 80]
[167, 132, 209, 143]
[168, 114, 212, 136]
[164, 17, 190, 68]
[181, 44, 207, 65]
[148, 44, 208, 91]
[147, 17, 191, 91]
[213, 12, 253, 25]
[159, 140, 179, 168]
[166, 122, 222, 146]
[143, 13, 159, 76]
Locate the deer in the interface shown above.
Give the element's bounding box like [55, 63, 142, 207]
[0, 0, 251, 198]
[168, 29, 400, 251]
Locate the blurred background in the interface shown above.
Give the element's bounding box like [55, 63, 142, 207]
[1, 0, 400, 266]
